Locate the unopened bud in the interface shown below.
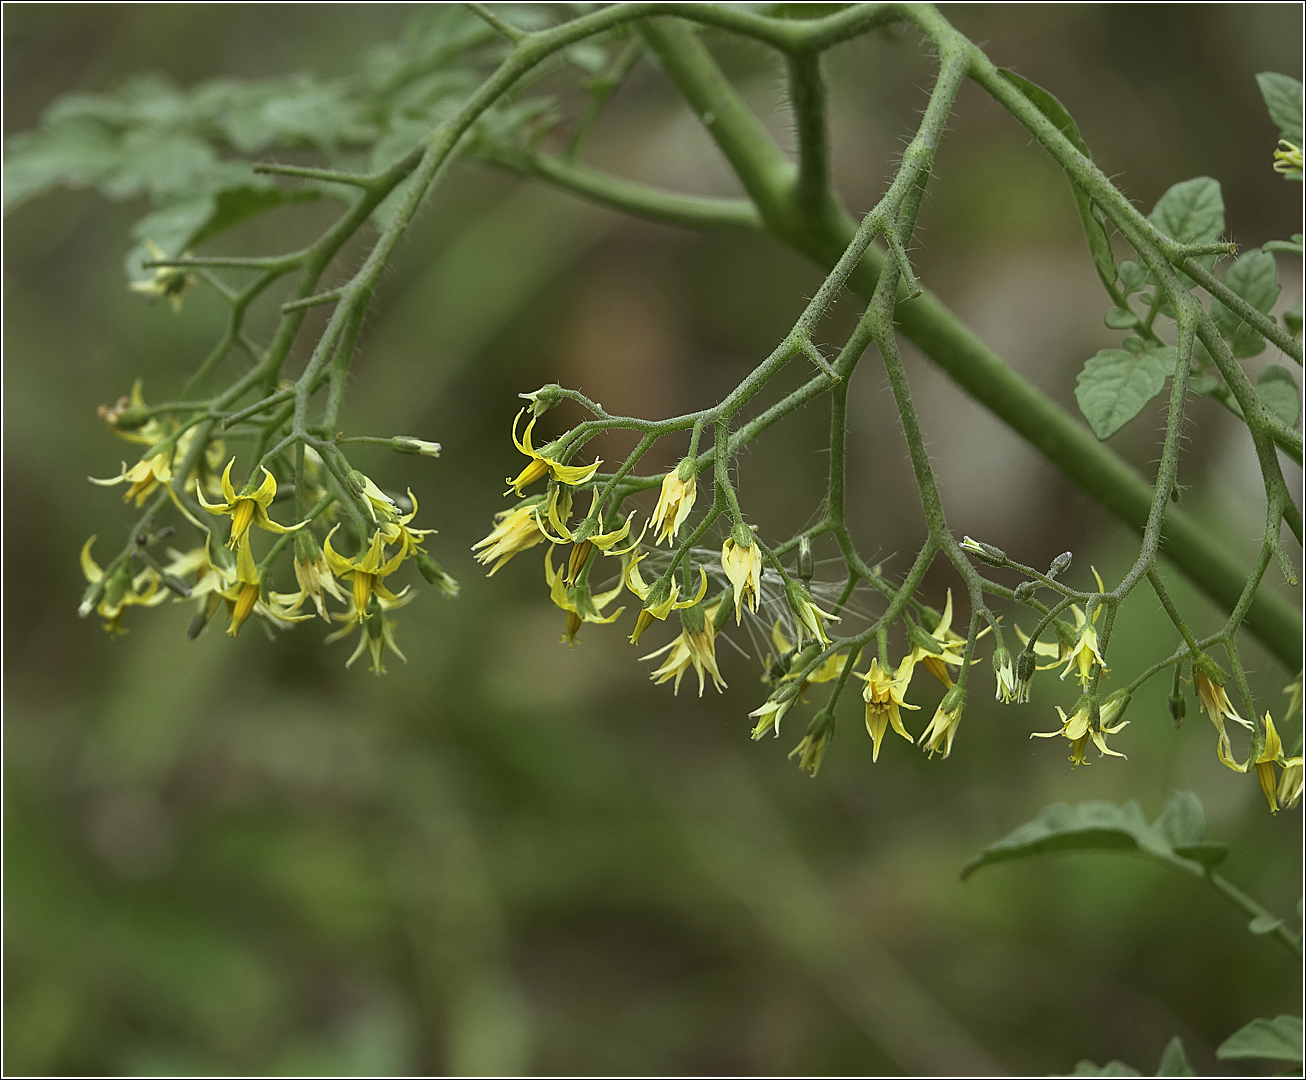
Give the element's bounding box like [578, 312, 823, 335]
[347, 470, 368, 494]
[1013, 581, 1037, 602]
[1014, 650, 1036, 704]
[103, 562, 134, 609]
[415, 551, 460, 598]
[797, 536, 815, 583]
[391, 436, 441, 457]
[160, 572, 191, 598]
[961, 535, 1006, 566]
[907, 621, 944, 656]
[519, 383, 566, 417]
[1168, 692, 1186, 726]
[712, 588, 735, 633]
[1048, 552, 1073, 577]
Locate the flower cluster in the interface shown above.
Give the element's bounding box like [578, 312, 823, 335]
[80, 382, 455, 674]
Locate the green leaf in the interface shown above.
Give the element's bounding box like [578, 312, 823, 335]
[1075, 346, 1176, 440]
[1287, 300, 1304, 339]
[1000, 69, 1117, 287]
[1073, 1059, 1143, 1076]
[1217, 1016, 1303, 1063]
[1104, 306, 1139, 329]
[1187, 373, 1221, 397]
[1148, 177, 1225, 246]
[1263, 236, 1305, 256]
[1257, 73, 1304, 145]
[1155, 1036, 1194, 1077]
[1171, 841, 1228, 868]
[1211, 250, 1281, 357]
[1154, 790, 1205, 847]
[1258, 365, 1301, 428]
[961, 799, 1186, 880]
[1119, 260, 1149, 295]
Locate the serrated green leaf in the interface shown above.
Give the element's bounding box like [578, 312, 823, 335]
[1217, 1016, 1303, 1063]
[1148, 177, 1225, 246]
[1000, 69, 1117, 287]
[1073, 1059, 1143, 1076]
[1154, 790, 1205, 847]
[1258, 365, 1301, 428]
[1211, 250, 1281, 357]
[1075, 347, 1175, 440]
[2, 120, 121, 213]
[1188, 372, 1221, 396]
[1155, 1036, 1194, 1077]
[960, 799, 1187, 880]
[1257, 73, 1304, 145]
[1171, 841, 1228, 868]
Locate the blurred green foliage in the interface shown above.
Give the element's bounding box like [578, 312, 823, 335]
[4, 5, 1301, 1076]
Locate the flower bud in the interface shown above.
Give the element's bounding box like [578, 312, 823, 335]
[712, 588, 735, 633]
[1048, 552, 1073, 577]
[1015, 649, 1036, 704]
[347, 470, 368, 494]
[797, 536, 815, 583]
[992, 646, 1015, 703]
[961, 535, 1006, 566]
[390, 436, 441, 457]
[906, 620, 945, 656]
[1099, 689, 1131, 727]
[415, 551, 460, 598]
[1168, 691, 1186, 726]
[519, 383, 566, 417]
[1013, 581, 1037, 602]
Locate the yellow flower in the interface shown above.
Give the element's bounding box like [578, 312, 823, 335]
[473, 490, 566, 576]
[721, 535, 763, 624]
[197, 459, 306, 548]
[624, 552, 706, 645]
[856, 656, 919, 762]
[1252, 713, 1285, 812]
[375, 488, 435, 559]
[641, 602, 726, 696]
[325, 594, 412, 675]
[918, 686, 965, 759]
[1277, 756, 1303, 810]
[749, 694, 797, 739]
[128, 240, 196, 311]
[217, 537, 312, 637]
[993, 647, 1016, 703]
[1060, 618, 1108, 687]
[788, 711, 835, 777]
[1031, 692, 1128, 767]
[290, 531, 348, 621]
[90, 449, 174, 507]
[79, 536, 168, 635]
[1195, 664, 1254, 772]
[504, 410, 601, 496]
[651, 464, 697, 546]
[768, 624, 847, 690]
[786, 581, 839, 647]
[536, 489, 645, 585]
[162, 536, 235, 637]
[908, 590, 984, 688]
[1274, 139, 1304, 178]
[322, 526, 409, 617]
[544, 545, 624, 647]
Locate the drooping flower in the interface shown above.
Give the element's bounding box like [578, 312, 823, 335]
[1253, 713, 1285, 813]
[79, 537, 168, 635]
[97, 379, 165, 446]
[325, 593, 412, 675]
[788, 710, 835, 777]
[90, 449, 174, 507]
[216, 535, 311, 638]
[857, 656, 919, 762]
[1060, 614, 1109, 687]
[504, 410, 601, 496]
[1277, 756, 1304, 810]
[749, 693, 797, 739]
[473, 491, 564, 576]
[918, 685, 965, 759]
[721, 533, 763, 624]
[651, 463, 697, 545]
[785, 581, 839, 647]
[162, 535, 235, 637]
[1031, 691, 1129, 767]
[196, 459, 306, 548]
[624, 552, 706, 645]
[544, 545, 624, 647]
[992, 646, 1016, 703]
[322, 526, 409, 618]
[1274, 139, 1304, 179]
[641, 601, 726, 696]
[1195, 662, 1254, 772]
[535, 489, 644, 585]
[290, 530, 349, 620]
[907, 590, 983, 688]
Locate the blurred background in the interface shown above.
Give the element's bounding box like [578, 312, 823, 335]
[4, 4, 1302, 1075]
